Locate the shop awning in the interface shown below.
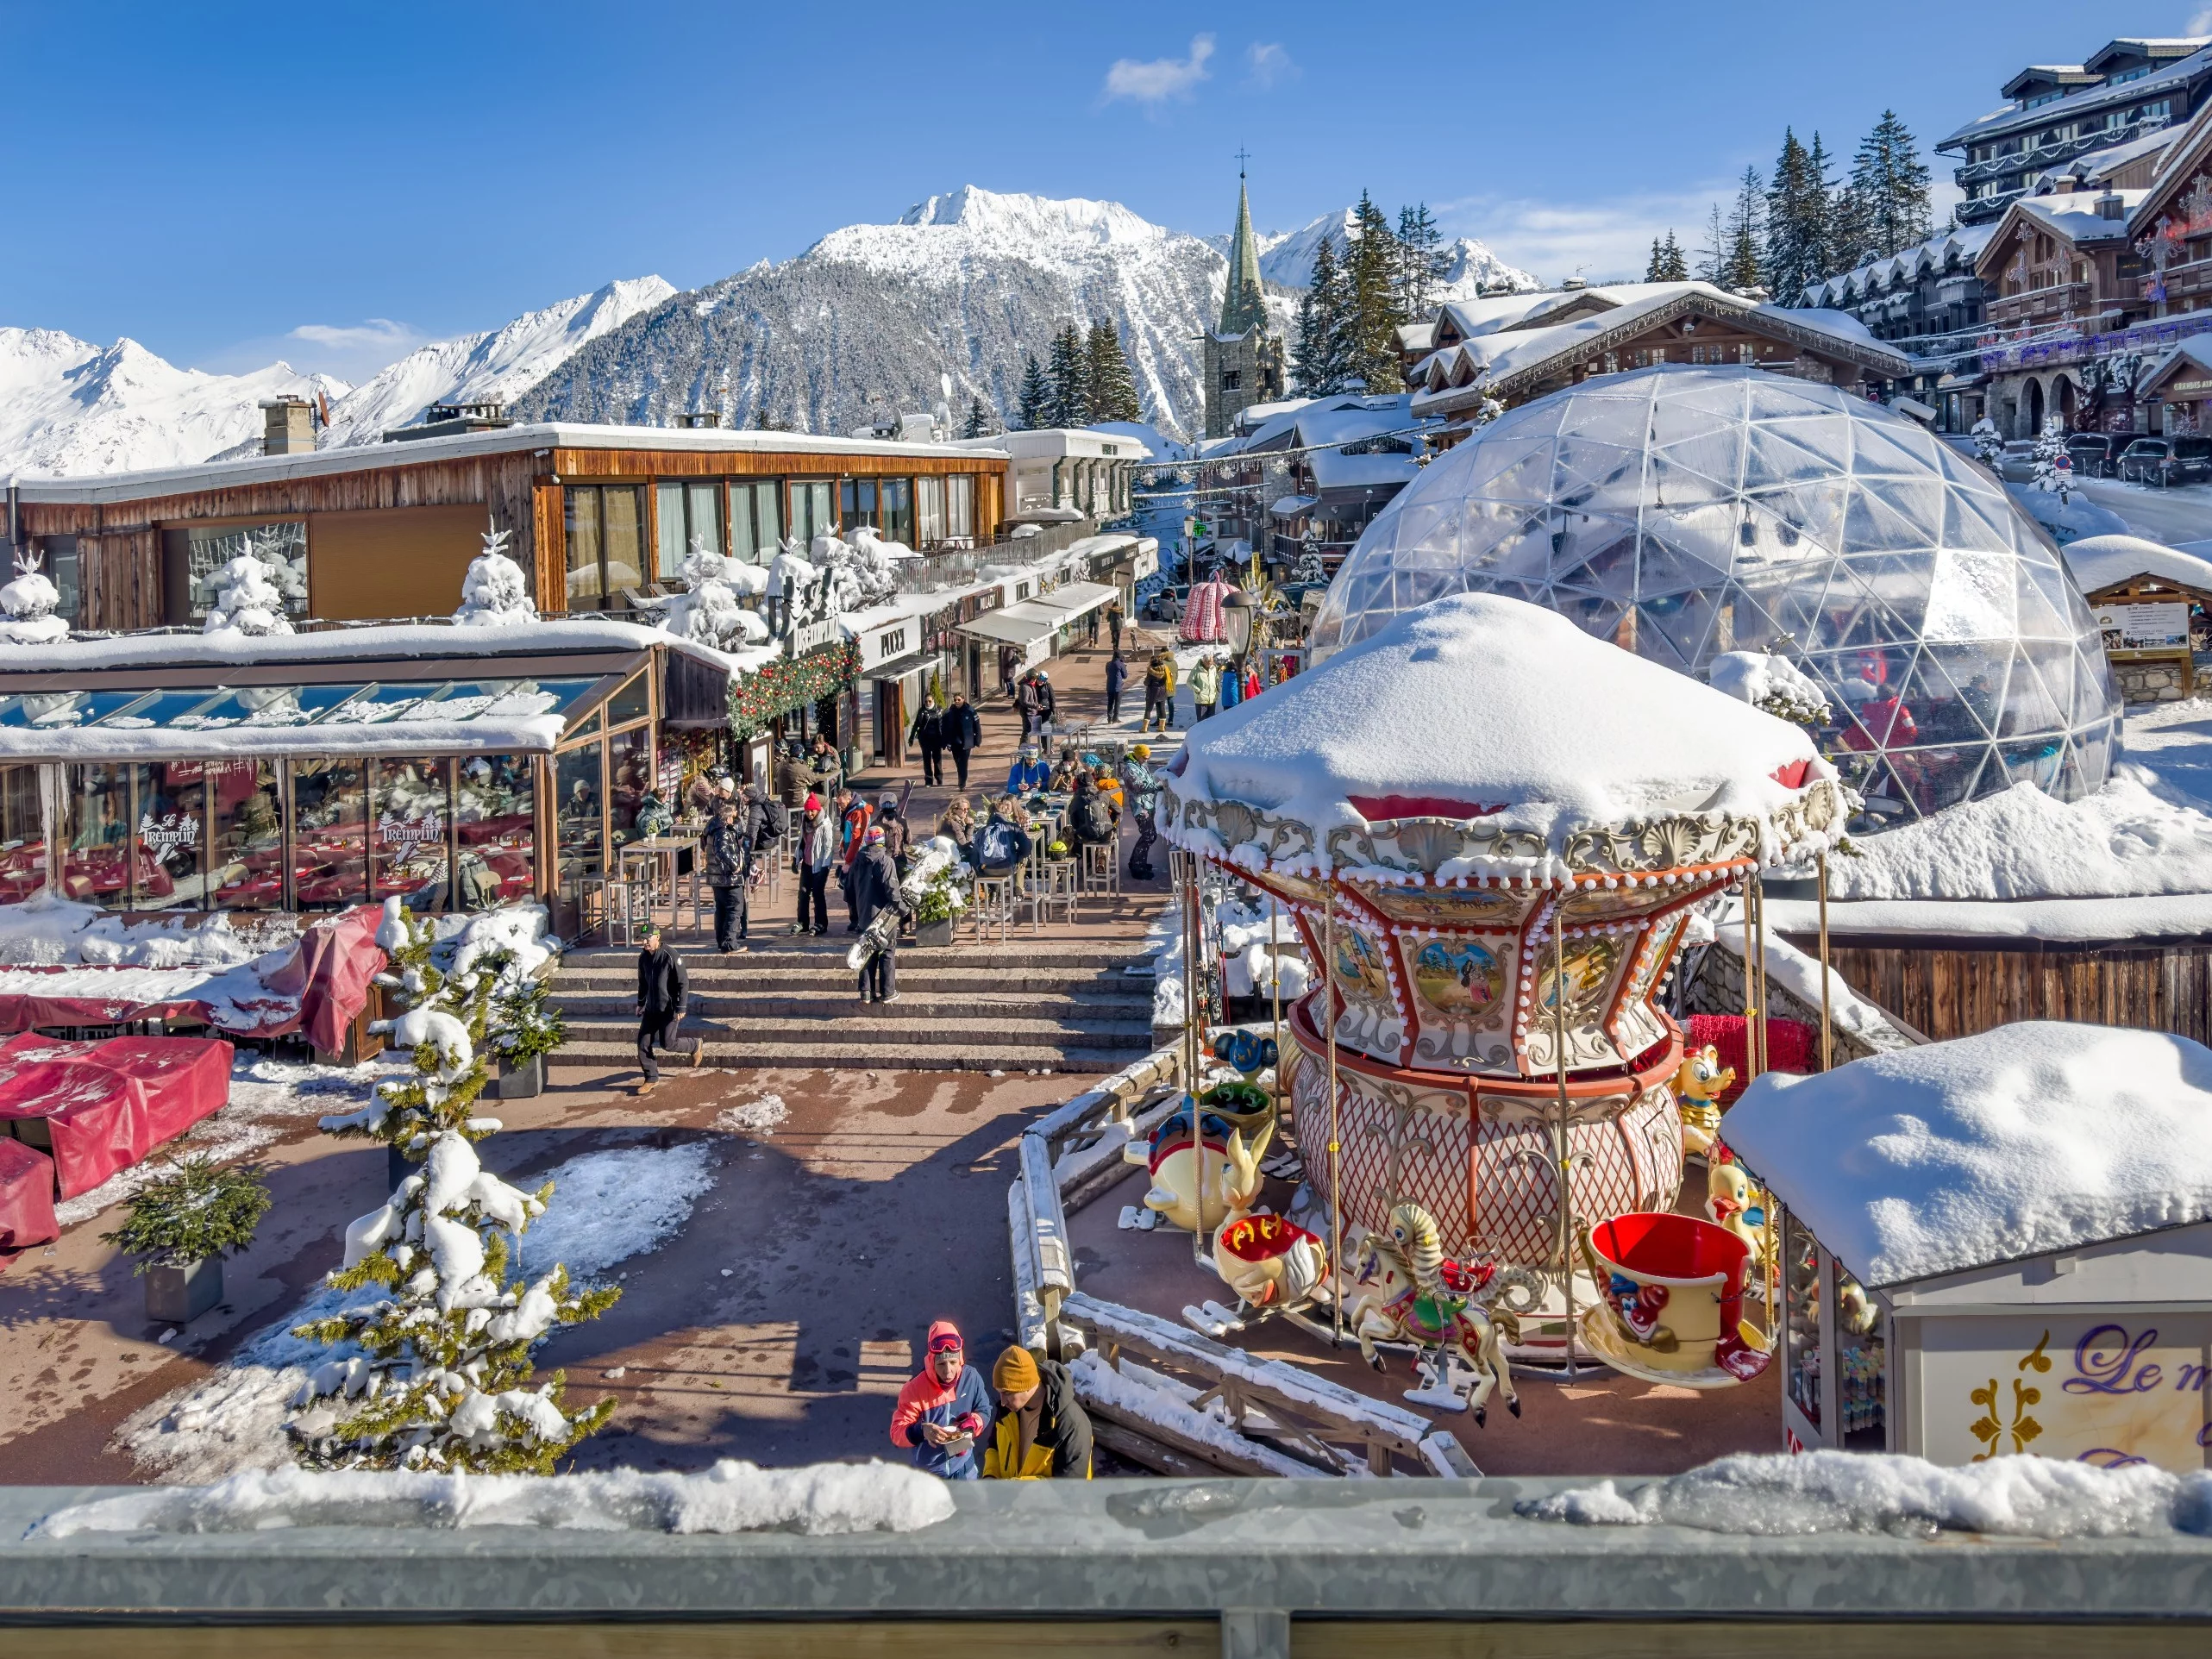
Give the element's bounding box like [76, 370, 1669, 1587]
[1025, 581, 1119, 622]
[955, 610, 1059, 648]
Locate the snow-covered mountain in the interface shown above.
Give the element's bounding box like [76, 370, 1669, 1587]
[517, 185, 1288, 441]
[319, 276, 674, 447]
[0, 329, 348, 479]
[1254, 208, 1541, 300]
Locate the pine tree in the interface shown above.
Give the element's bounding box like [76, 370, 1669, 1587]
[1395, 203, 1447, 320]
[1293, 236, 1351, 397]
[1656, 230, 1689, 282]
[1698, 202, 1729, 285]
[1805, 133, 1839, 279]
[1045, 324, 1088, 427]
[1722, 166, 1767, 294]
[1344, 192, 1406, 393]
[1084, 322, 1143, 423]
[961, 396, 992, 438]
[1850, 110, 1933, 260]
[1015, 353, 1049, 430]
[1647, 236, 1667, 282]
[1765, 129, 1827, 304]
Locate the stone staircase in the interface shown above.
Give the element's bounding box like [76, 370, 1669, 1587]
[547, 937, 1159, 1074]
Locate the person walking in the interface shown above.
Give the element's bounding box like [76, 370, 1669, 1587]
[699, 798, 751, 954]
[837, 786, 872, 934]
[799, 793, 837, 936]
[1143, 650, 1175, 734]
[1106, 598, 1125, 655]
[981, 1346, 1092, 1479]
[909, 699, 945, 787]
[1220, 657, 1243, 711]
[1104, 652, 1126, 724]
[1190, 654, 1220, 723]
[850, 824, 911, 1004]
[1032, 670, 1057, 742]
[631, 919, 690, 1096]
[1085, 604, 1100, 648]
[1122, 744, 1161, 881]
[944, 693, 982, 791]
[889, 1320, 991, 1481]
[1014, 672, 1041, 740]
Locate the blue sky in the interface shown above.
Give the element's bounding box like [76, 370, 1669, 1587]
[4, 2, 2194, 380]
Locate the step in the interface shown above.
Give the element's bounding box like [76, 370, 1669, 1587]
[549, 1040, 1139, 1074]
[560, 942, 1153, 969]
[556, 1014, 1156, 1050]
[549, 989, 1154, 1020]
[555, 965, 1151, 996]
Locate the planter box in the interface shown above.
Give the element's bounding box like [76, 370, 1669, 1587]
[913, 917, 956, 948]
[388, 1143, 415, 1193]
[145, 1256, 222, 1325]
[492, 1054, 545, 1099]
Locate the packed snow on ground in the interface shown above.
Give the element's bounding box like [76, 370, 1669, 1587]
[0, 894, 290, 968]
[1722, 1023, 2212, 1287]
[1828, 770, 2212, 901]
[2122, 697, 2212, 813]
[32, 1457, 953, 1538]
[714, 1094, 790, 1136]
[1165, 594, 1838, 877]
[1520, 1450, 2212, 1538]
[120, 1139, 717, 1483]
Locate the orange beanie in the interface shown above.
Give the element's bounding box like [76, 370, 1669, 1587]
[992, 1345, 1041, 1393]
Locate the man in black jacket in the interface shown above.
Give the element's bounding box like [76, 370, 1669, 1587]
[849, 825, 912, 1004]
[944, 694, 983, 790]
[982, 1345, 1092, 1479]
[909, 700, 945, 786]
[1104, 653, 1126, 724]
[633, 920, 691, 1095]
[699, 799, 750, 954]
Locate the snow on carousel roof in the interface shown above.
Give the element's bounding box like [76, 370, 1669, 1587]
[1159, 592, 1845, 880]
[1722, 1023, 2212, 1288]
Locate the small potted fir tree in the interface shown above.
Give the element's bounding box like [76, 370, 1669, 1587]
[488, 967, 565, 1099]
[911, 861, 967, 948]
[102, 1156, 272, 1325]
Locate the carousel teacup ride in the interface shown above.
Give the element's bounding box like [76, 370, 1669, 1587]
[1159, 595, 1850, 1371]
[1579, 1210, 1774, 1388]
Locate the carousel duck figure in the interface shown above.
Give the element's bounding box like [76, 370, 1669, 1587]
[1672, 1043, 1737, 1158]
[1344, 1202, 1525, 1427]
[1703, 1143, 1769, 1257]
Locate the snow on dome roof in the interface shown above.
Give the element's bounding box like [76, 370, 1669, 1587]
[1722, 1023, 2212, 1287]
[1160, 591, 1843, 879]
[1306, 366, 2121, 831]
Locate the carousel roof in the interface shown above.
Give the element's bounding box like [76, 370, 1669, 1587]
[1160, 591, 1843, 879]
[1723, 1023, 2212, 1287]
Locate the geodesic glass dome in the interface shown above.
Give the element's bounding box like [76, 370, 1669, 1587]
[1306, 365, 2121, 828]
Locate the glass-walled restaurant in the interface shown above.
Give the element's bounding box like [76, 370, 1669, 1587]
[566, 473, 981, 610]
[0, 636, 727, 924]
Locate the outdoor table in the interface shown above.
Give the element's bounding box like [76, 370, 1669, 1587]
[619, 836, 692, 918]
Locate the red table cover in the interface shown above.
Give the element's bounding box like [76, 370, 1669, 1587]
[0, 1061, 149, 1200]
[84, 1036, 234, 1144]
[1684, 1013, 1818, 1107]
[0, 1136, 59, 1265]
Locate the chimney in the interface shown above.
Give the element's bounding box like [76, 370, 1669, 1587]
[260, 396, 315, 455]
[2096, 189, 2125, 221]
[679, 410, 721, 429]
[1560, 278, 1588, 291]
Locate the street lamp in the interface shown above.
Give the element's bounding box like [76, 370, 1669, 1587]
[1220, 589, 1254, 660]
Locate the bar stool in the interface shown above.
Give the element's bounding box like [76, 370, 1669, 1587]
[1030, 859, 1080, 930]
[575, 873, 642, 947]
[1079, 840, 1119, 898]
[970, 873, 1017, 942]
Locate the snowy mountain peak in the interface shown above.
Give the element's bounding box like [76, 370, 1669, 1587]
[1253, 208, 1541, 298]
[890, 185, 1166, 247]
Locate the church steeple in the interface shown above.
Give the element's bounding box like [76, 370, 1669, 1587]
[1218, 169, 1268, 337]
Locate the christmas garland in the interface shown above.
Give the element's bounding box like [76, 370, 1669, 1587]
[729, 638, 860, 739]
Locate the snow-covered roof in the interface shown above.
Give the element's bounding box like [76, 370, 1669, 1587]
[1977, 194, 2146, 273]
[1801, 224, 1997, 308]
[1940, 44, 2212, 148]
[1289, 396, 1416, 449]
[17, 423, 1012, 506]
[1270, 494, 1319, 517]
[948, 427, 1145, 462]
[1724, 1023, 2212, 1287]
[2065, 531, 2212, 595]
[1305, 448, 1418, 491]
[1162, 592, 1840, 877]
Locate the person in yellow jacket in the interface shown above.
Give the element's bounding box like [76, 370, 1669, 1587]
[981, 1345, 1093, 1479]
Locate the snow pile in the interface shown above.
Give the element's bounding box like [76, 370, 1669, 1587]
[656, 540, 770, 651]
[201, 538, 294, 637]
[451, 526, 537, 627]
[1219, 900, 1308, 1000]
[1830, 773, 2212, 901]
[2006, 481, 2127, 546]
[2065, 534, 2212, 599]
[0, 550, 68, 644]
[1722, 1023, 2212, 1287]
[715, 1094, 790, 1136]
[1520, 1451, 2212, 1538]
[0, 895, 288, 968]
[1070, 1351, 1324, 1478]
[1164, 593, 1839, 877]
[33, 1457, 954, 1538]
[809, 528, 899, 612]
[120, 1138, 716, 1482]
[1708, 651, 1830, 727]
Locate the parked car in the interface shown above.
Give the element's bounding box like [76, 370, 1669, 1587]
[2117, 435, 2212, 485]
[1141, 582, 1189, 623]
[2117, 437, 2171, 485]
[1998, 439, 2037, 483]
[2064, 433, 2120, 479]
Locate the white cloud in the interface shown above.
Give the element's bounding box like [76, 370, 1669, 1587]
[1438, 185, 1735, 287]
[2192, 9, 2212, 38]
[288, 318, 419, 352]
[1101, 34, 1215, 105]
[198, 316, 429, 383]
[1246, 41, 1297, 89]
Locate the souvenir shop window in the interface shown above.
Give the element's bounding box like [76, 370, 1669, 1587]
[1783, 1210, 1822, 1433]
[0, 763, 43, 904]
[371, 757, 451, 910]
[291, 756, 369, 911]
[208, 759, 285, 911]
[555, 742, 605, 885]
[1833, 1257, 1887, 1449]
[455, 754, 536, 911]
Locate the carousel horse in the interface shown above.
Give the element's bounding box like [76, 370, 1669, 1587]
[1344, 1202, 1520, 1427]
[1703, 1144, 1769, 1255]
[1672, 1043, 1737, 1158]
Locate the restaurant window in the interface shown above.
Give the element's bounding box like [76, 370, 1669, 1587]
[918, 476, 946, 547]
[135, 762, 209, 911]
[555, 742, 604, 885]
[60, 761, 203, 911]
[948, 474, 974, 542]
[880, 478, 914, 547]
[372, 757, 450, 910]
[840, 478, 878, 530]
[729, 479, 783, 563]
[0, 763, 43, 902]
[208, 759, 284, 911]
[292, 757, 368, 911]
[62, 764, 134, 911]
[789, 480, 833, 547]
[607, 726, 652, 857]
[456, 754, 535, 910]
[34, 537, 79, 629]
[564, 485, 646, 609]
[180, 523, 307, 623]
[608, 670, 652, 729]
[655, 480, 724, 580]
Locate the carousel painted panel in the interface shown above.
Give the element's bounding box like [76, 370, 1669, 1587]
[1403, 933, 1517, 1071]
[1516, 930, 1634, 1074]
[1362, 886, 1534, 930]
[1321, 919, 1409, 1062]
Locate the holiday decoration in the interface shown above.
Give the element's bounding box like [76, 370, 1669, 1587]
[0, 551, 69, 644]
[1670, 1044, 1738, 1158]
[452, 524, 537, 627]
[1342, 1202, 1521, 1425]
[726, 639, 858, 741]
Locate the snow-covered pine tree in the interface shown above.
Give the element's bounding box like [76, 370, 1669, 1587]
[287, 905, 617, 1474]
[451, 523, 538, 627]
[961, 396, 993, 438]
[1045, 324, 1089, 427]
[1851, 110, 1933, 260]
[202, 535, 295, 636]
[1765, 129, 1827, 302]
[1646, 237, 1667, 282]
[1805, 133, 1839, 276]
[1344, 193, 1406, 393]
[1394, 203, 1446, 321]
[1085, 322, 1143, 423]
[0, 550, 69, 644]
[1014, 354, 1050, 430]
[1648, 231, 1689, 284]
[2031, 416, 2072, 504]
[1970, 416, 2005, 472]
[1293, 237, 1350, 397]
[1722, 166, 1768, 294]
[661, 536, 770, 650]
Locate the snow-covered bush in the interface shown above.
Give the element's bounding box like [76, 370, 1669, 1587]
[0, 551, 68, 644]
[1970, 416, 2004, 472]
[452, 525, 537, 627]
[288, 899, 615, 1473]
[659, 536, 770, 651]
[203, 537, 294, 637]
[1708, 650, 1832, 730]
[2031, 416, 2072, 504]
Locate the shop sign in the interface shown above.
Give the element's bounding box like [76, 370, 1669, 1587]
[2169, 379, 2212, 398]
[376, 811, 445, 848]
[2096, 601, 2190, 656]
[1131, 543, 1160, 580]
[1917, 1313, 2212, 1471]
[784, 617, 841, 659]
[860, 621, 911, 667]
[138, 811, 200, 855]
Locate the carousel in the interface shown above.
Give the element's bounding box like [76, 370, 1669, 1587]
[1155, 592, 1852, 1398]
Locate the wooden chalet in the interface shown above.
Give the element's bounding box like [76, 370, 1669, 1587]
[1971, 187, 2151, 434]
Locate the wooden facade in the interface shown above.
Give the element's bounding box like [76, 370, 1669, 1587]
[1788, 933, 2212, 1047]
[18, 432, 1010, 633]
